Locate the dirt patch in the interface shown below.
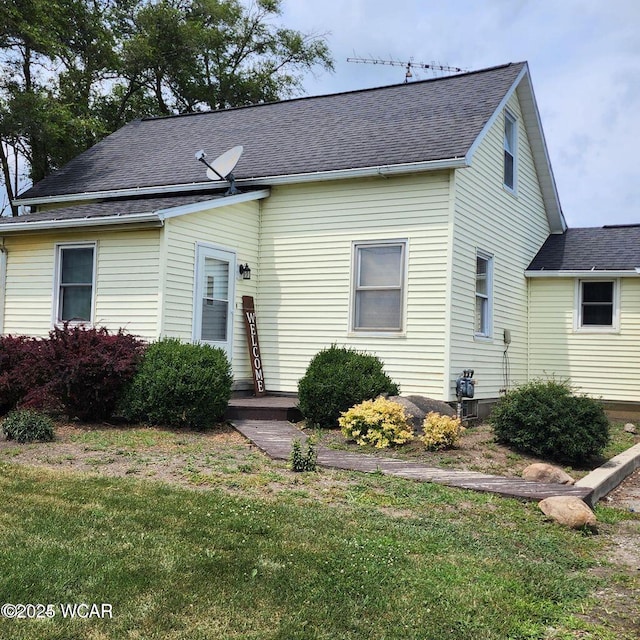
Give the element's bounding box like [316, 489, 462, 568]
[0, 421, 259, 488]
[311, 422, 601, 480]
[604, 468, 640, 512]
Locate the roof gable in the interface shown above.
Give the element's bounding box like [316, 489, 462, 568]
[19, 63, 526, 201]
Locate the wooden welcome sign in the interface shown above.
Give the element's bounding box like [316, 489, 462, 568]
[242, 296, 266, 396]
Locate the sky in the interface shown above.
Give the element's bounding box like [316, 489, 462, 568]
[278, 0, 640, 228]
[3, 1, 638, 228]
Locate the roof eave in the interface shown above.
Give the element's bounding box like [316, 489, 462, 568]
[525, 269, 640, 278]
[2, 189, 271, 233]
[14, 158, 469, 208]
[0, 212, 164, 234]
[240, 158, 469, 187]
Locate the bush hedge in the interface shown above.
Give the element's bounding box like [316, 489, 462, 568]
[339, 397, 413, 448]
[121, 338, 233, 429]
[0, 335, 45, 414]
[0, 326, 144, 421]
[490, 380, 610, 464]
[420, 412, 465, 451]
[2, 409, 55, 443]
[42, 325, 143, 421]
[297, 345, 399, 427]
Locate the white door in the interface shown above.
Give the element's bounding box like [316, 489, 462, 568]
[193, 245, 235, 357]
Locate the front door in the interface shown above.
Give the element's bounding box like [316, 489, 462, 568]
[193, 244, 235, 357]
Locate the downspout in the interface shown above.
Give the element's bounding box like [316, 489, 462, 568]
[0, 240, 7, 335]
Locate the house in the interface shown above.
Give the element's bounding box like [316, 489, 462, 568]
[0, 61, 637, 415]
[526, 225, 640, 411]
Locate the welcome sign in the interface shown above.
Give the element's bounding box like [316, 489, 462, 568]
[242, 296, 266, 396]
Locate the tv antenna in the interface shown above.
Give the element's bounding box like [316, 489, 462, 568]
[347, 57, 467, 83]
[195, 145, 243, 195]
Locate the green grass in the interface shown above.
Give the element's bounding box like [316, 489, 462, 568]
[603, 422, 638, 460]
[68, 426, 186, 450]
[0, 461, 635, 639]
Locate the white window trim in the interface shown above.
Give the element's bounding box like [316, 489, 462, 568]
[503, 110, 518, 194]
[574, 278, 620, 333]
[474, 250, 494, 340]
[349, 239, 408, 336]
[52, 241, 97, 327]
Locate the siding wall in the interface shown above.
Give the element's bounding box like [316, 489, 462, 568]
[529, 277, 640, 401]
[258, 173, 451, 394]
[162, 200, 260, 385]
[2, 228, 161, 339]
[449, 89, 552, 400]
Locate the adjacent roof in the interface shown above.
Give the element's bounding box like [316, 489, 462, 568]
[0, 193, 219, 225]
[527, 225, 640, 272]
[0, 190, 269, 232]
[18, 63, 527, 201]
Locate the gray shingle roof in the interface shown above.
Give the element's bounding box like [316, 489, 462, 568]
[18, 63, 525, 200]
[0, 193, 223, 226]
[527, 226, 640, 271]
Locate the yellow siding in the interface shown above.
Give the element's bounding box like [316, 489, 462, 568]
[529, 278, 640, 402]
[2, 229, 161, 339]
[162, 200, 260, 385]
[449, 90, 551, 400]
[259, 174, 451, 394]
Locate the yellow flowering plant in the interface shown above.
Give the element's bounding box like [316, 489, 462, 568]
[419, 412, 465, 451]
[338, 397, 414, 448]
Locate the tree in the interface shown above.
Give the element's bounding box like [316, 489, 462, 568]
[0, 0, 333, 215]
[115, 0, 333, 114]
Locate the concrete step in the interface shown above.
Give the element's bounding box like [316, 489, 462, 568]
[225, 395, 302, 422]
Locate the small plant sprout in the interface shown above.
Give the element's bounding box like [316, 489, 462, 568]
[289, 437, 318, 472]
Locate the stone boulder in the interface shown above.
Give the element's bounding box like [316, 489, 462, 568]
[522, 463, 575, 485]
[387, 396, 425, 431]
[387, 395, 457, 433]
[538, 496, 597, 530]
[624, 423, 637, 434]
[404, 395, 456, 417]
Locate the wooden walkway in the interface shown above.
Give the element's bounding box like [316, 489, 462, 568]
[232, 419, 594, 504]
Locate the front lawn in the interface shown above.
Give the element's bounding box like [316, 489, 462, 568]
[0, 448, 638, 639]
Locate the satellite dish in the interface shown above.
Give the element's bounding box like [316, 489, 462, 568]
[206, 145, 243, 181]
[195, 145, 243, 195]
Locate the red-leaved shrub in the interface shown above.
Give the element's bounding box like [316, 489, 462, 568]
[40, 325, 145, 421]
[0, 325, 145, 421]
[0, 335, 47, 414]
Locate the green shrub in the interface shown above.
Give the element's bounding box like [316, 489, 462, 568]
[490, 380, 610, 464]
[420, 412, 465, 451]
[339, 397, 413, 448]
[297, 345, 399, 427]
[121, 338, 233, 429]
[289, 438, 318, 472]
[2, 409, 55, 443]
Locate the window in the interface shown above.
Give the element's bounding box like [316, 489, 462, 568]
[55, 243, 95, 324]
[352, 241, 406, 332]
[577, 280, 618, 330]
[503, 110, 517, 191]
[475, 252, 493, 337]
